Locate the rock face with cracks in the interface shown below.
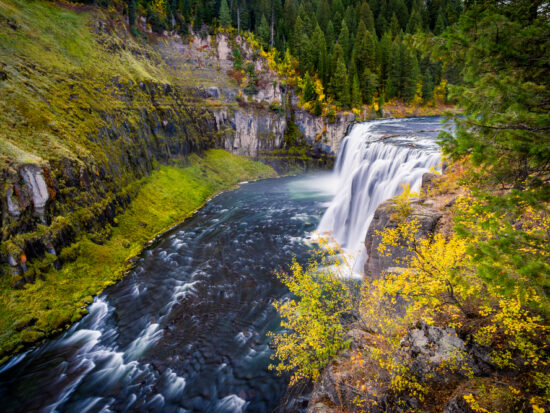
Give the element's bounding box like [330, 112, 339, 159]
[364, 198, 443, 278]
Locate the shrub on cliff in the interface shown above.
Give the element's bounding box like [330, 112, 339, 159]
[354, 191, 550, 410]
[268, 246, 355, 384]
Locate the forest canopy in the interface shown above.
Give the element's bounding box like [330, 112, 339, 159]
[68, 0, 464, 110]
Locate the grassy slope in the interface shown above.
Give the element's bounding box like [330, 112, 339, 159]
[0, 149, 276, 362]
[0, 0, 175, 167]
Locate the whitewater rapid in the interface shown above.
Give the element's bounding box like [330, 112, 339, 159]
[317, 117, 443, 272]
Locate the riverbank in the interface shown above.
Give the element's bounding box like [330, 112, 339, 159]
[0, 149, 276, 364]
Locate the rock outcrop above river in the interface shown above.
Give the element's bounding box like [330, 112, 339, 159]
[308, 322, 495, 413]
[364, 198, 443, 278]
[295, 110, 355, 155]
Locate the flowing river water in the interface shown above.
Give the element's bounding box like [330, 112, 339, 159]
[0, 117, 444, 412]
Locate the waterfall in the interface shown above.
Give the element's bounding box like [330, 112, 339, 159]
[317, 118, 442, 272]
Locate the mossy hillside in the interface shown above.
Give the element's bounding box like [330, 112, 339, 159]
[0, 149, 276, 363]
[0, 0, 225, 189]
[0, 0, 232, 282]
[1, 0, 164, 165]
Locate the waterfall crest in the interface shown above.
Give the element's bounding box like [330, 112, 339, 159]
[317, 118, 442, 270]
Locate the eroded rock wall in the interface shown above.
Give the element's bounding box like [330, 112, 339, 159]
[1, 80, 216, 286]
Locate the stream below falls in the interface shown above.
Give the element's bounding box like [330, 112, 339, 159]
[0, 117, 444, 413]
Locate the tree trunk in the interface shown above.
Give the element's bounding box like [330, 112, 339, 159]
[270, 6, 275, 48]
[237, 7, 241, 34]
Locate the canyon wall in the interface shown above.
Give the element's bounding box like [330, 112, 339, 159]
[0, 9, 353, 288]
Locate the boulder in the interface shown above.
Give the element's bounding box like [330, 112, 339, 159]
[308, 329, 390, 413]
[421, 172, 440, 193]
[364, 199, 443, 279]
[398, 321, 476, 383]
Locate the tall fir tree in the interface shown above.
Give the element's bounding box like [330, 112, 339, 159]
[219, 0, 231, 28]
[360, 1, 376, 35]
[351, 73, 362, 108]
[402, 48, 419, 101]
[258, 14, 270, 48]
[337, 19, 351, 64]
[302, 72, 317, 102]
[352, 20, 376, 72]
[330, 55, 350, 107]
[361, 67, 378, 104]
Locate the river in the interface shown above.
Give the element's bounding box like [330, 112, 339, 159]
[0, 117, 444, 412]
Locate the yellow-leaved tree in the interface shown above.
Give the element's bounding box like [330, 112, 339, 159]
[268, 247, 355, 384]
[358, 193, 549, 407]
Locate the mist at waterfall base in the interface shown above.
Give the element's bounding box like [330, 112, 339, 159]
[317, 117, 443, 274]
[0, 117, 444, 412]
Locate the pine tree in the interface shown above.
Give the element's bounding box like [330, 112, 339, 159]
[402, 50, 419, 102]
[388, 12, 401, 37]
[377, 32, 393, 86]
[317, 0, 331, 30]
[283, 0, 297, 40]
[291, 15, 304, 52]
[325, 20, 335, 53]
[331, 0, 345, 21]
[434, 10, 445, 35]
[389, 0, 409, 30]
[312, 25, 328, 82]
[351, 73, 362, 108]
[375, 13, 387, 37]
[328, 43, 345, 89]
[406, 6, 422, 33]
[299, 34, 316, 74]
[360, 1, 375, 35]
[302, 72, 317, 102]
[434, 0, 550, 308]
[337, 19, 350, 64]
[352, 20, 376, 73]
[219, 0, 231, 28]
[258, 14, 270, 49]
[361, 67, 378, 105]
[330, 55, 350, 107]
[344, 5, 358, 37]
[421, 68, 434, 102]
[385, 40, 402, 100]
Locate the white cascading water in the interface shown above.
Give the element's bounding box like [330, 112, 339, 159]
[317, 118, 442, 272]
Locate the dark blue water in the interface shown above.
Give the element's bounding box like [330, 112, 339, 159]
[0, 174, 334, 413]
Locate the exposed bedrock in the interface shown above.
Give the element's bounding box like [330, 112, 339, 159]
[308, 323, 493, 413]
[294, 110, 355, 155]
[215, 107, 354, 158]
[363, 198, 443, 279]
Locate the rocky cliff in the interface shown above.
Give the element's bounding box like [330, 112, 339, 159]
[363, 198, 443, 279]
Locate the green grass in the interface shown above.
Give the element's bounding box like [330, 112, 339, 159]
[0, 0, 183, 169]
[0, 149, 276, 362]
